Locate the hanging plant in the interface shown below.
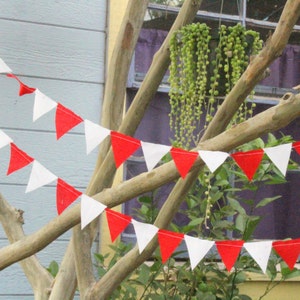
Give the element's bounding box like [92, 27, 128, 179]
[169, 23, 262, 149]
[169, 23, 211, 148]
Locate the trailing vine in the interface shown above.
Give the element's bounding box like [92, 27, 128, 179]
[169, 23, 211, 148]
[168, 23, 263, 148]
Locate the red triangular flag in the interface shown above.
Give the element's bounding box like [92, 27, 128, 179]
[110, 131, 141, 168]
[157, 229, 184, 263]
[55, 103, 83, 139]
[215, 240, 244, 272]
[293, 141, 300, 155]
[105, 208, 132, 242]
[231, 149, 264, 181]
[170, 147, 198, 178]
[273, 238, 300, 270]
[7, 143, 34, 175]
[56, 178, 82, 215]
[7, 73, 36, 96]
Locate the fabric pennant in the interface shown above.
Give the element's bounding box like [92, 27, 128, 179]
[55, 103, 83, 139]
[6, 73, 36, 96]
[215, 240, 244, 272]
[272, 238, 300, 270]
[56, 178, 82, 215]
[231, 149, 264, 181]
[81, 194, 107, 229]
[292, 141, 300, 155]
[33, 89, 57, 122]
[170, 147, 199, 178]
[26, 160, 57, 193]
[110, 131, 141, 168]
[158, 229, 184, 263]
[184, 236, 215, 270]
[141, 141, 171, 171]
[105, 208, 132, 242]
[0, 58, 12, 73]
[7, 143, 34, 175]
[132, 220, 159, 253]
[198, 150, 229, 173]
[244, 241, 273, 273]
[0, 130, 13, 149]
[263, 143, 292, 176]
[84, 120, 111, 154]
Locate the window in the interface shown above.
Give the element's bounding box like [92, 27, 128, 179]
[123, 2, 300, 244]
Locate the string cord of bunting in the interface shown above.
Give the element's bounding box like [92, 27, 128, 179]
[1, 57, 300, 273]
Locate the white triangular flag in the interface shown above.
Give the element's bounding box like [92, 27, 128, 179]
[0, 130, 13, 149]
[132, 219, 159, 253]
[26, 160, 58, 193]
[0, 58, 12, 73]
[244, 241, 273, 273]
[81, 194, 107, 229]
[141, 141, 171, 171]
[263, 143, 292, 176]
[184, 235, 215, 270]
[198, 150, 229, 173]
[33, 89, 57, 122]
[84, 119, 111, 154]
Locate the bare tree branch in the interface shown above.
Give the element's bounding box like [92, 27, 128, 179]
[0, 194, 53, 300]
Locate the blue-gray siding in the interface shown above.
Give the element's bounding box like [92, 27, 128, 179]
[0, 0, 106, 297]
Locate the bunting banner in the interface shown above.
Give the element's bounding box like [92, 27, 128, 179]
[263, 143, 292, 176]
[81, 194, 107, 229]
[7, 73, 36, 96]
[244, 241, 273, 273]
[231, 149, 264, 181]
[1, 57, 300, 273]
[0, 58, 12, 73]
[132, 220, 159, 253]
[33, 89, 58, 122]
[84, 119, 111, 154]
[170, 147, 199, 178]
[184, 236, 215, 270]
[158, 229, 184, 263]
[56, 178, 82, 215]
[26, 160, 57, 193]
[105, 208, 132, 242]
[141, 141, 171, 171]
[55, 103, 84, 140]
[111, 131, 141, 168]
[215, 240, 245, 272]
[7, 143, 34, 175]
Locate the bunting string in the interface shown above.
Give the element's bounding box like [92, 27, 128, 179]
[1, 57, 300, 273]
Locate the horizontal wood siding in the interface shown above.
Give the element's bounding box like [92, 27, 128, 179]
[0, 0, 106, 297]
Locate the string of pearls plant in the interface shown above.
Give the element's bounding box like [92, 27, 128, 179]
[169, 23, 262, 149]
[169, 23, 262, 225]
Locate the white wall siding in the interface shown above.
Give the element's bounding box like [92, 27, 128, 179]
[0, 1, 106, 298]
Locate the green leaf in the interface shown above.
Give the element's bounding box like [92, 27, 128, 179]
[188, 217, 204, 227]
[243, 216, 261, 241]
[234, 271, 247, 284]
[235, 214, 246, 232]
[138, 196, 152, 204]
[228, 198, 246, 214]
[137, 264, 151, 285]
[46, 260, 59, 277]
[255, 195, 282, 208]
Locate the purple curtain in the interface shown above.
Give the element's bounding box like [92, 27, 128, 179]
[261, 44, 300, 88]
[134, 28, 168, 75]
